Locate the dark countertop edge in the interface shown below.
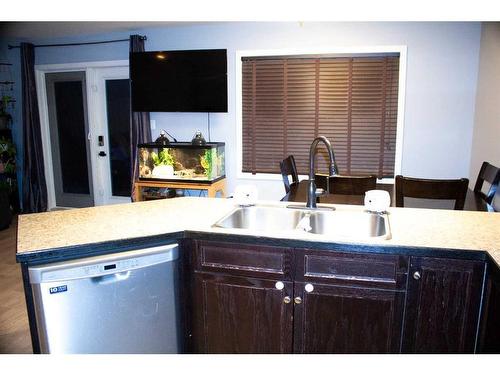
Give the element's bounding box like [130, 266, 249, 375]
[16, 232, 185, 265]
[17, 229, 495, 267]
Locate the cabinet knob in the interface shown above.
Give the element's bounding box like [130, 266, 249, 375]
[275, 281, 284, 290]
[304, 283, 314, 293]
[294, 296, 302, 305]
[283, 296, 291, 304]
[413, 271, 421, 280]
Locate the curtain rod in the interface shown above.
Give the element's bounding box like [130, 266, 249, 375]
[8, 35, 147, 49]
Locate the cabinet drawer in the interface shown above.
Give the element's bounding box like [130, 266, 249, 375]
[195, 241, 292, 280]
[296, 249, 408, 289]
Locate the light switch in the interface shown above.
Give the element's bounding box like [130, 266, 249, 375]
[150, 120, 156, 130]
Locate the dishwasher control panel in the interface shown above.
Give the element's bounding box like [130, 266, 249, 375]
[82, 258, 139, 276]
[28, 244, 179, 284]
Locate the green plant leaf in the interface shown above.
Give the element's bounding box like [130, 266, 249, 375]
[151, 152, 159, 165]
[151, 149, 174, 166]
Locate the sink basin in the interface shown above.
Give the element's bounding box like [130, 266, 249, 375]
[213, 205, 391, 239]
[213, 205, 304, 232]
[307, 210, 389, 238]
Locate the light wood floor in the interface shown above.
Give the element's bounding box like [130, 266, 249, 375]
[0, 217, 32, 354]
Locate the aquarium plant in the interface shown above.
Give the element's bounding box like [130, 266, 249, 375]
[200, 149, 214, 179]
[150, 148, 175, 178]
[151, 148, 174, 167]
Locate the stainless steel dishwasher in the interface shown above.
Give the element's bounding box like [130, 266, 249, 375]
[28, 243, 180, 354]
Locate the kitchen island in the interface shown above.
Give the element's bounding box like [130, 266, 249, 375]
[16, 197, 500, 353]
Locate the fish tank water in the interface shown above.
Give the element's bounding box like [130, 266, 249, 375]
[137, 142, 225, 183]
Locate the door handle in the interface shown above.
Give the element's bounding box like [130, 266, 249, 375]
[98, 151, 107, 157]
[91, 271, 130, 284]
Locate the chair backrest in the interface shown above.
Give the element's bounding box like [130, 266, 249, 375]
[327, 175, 377, 195]
[395, 175, 469, 210]
[473, 161, 500, 204]
[280, 155, 299, 194]
[491, 189, 500, 212]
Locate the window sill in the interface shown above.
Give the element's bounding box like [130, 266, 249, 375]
[237, 172, 394, 185]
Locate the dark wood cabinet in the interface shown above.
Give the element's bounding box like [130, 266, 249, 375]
[190, 240, 294, 353]
[193, 240, 293, 281]
[293, 250, 408, 353]
[293, 281, 406, 353]
[402, 256, 485, 353]
[192, 273, 293, 353]
[188, 240, 488, 354]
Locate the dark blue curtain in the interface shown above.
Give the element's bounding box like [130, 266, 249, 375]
[21, 43, 47, 213]
[129, 35, 151, 201]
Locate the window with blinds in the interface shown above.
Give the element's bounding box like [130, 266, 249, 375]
[241, 55, 399, 178]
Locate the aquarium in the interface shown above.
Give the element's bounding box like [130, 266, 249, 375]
[137, 142, 225, 182]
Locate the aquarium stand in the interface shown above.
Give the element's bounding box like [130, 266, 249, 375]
[133, 177, 226, 202]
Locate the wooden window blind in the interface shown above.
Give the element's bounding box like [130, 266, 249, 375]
[241, 55, 399, 178]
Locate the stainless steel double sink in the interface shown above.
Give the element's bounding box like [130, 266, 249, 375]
[212, 205, 391, 240]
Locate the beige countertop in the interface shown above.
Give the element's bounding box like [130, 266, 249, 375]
[16, 197, 500, 266]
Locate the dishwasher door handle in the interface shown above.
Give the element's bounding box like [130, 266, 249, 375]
[91, 271, 131, 285]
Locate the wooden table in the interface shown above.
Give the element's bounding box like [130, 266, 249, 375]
[283, 180, 489, 212]
[134, 178, 227, 202]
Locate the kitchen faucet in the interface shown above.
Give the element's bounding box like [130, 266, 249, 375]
[306, 136, 338, 209]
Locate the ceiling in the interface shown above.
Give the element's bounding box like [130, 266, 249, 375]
[0, 22, 205, 40]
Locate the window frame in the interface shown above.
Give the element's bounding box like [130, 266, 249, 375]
[235, 46, 407, 184]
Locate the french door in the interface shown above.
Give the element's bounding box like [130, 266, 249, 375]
[40, 62, 132, 209]
[45, 71, 94, 208]
[90, 66, 132, 206]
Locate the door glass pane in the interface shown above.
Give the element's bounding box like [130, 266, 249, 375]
[54, 81, 90, 194]
[105, 79, 131, 197]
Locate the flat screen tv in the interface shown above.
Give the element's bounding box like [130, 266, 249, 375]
[130, 49, 227, 113]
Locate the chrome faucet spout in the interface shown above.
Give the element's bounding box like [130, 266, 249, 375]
[306, 136, 338, 209]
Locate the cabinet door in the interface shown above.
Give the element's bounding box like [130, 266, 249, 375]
[293, 282, 405, 353]
[192, 272, 293, 353]
[402, 257, 485, 353]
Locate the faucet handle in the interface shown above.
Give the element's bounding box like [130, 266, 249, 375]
[329, 165, 337, 176]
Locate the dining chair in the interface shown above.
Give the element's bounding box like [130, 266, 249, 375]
[395, 175, 469, 210]
[473, 161, 500, 205]
[315, 174, 377, 195]
[280, 155, 299, 194]
[489, 189, 500, 212]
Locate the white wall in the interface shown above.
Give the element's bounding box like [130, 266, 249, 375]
[469, 22, 500, 186]
[6, 22, 482, 200]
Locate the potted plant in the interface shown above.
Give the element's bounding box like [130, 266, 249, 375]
[150, 148, 175, 178]
[0, 95, 13, 130]
[0, 136, 15, 229]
